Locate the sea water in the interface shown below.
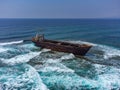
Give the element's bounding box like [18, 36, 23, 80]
[0, 19, 120, 90]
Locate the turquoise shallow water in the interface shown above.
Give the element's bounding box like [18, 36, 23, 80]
[0, 19, 120, 90]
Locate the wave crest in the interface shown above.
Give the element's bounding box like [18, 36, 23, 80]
[0, 52, 40, 66]
[0, 40, 23, 46]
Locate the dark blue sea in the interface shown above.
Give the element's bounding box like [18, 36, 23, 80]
[0, 19, 120, 90]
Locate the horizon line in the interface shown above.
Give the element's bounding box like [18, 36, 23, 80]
[0, 18, 120, 19]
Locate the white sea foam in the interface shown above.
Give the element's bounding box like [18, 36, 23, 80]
[37, 59, 74, 73]
[41, 48, 51, 52]
[67, 40, 120, 60]
[35, 53, 99, 89]
[36, 54, 76, 73]
[60, 53, 75, 60]
[0, 64, 49, 90]
[39, 61, 120, 89]
[98, 45, 120, 59]
[98, 74, 120, 89]
[36, 51, 120, 89]
[66, 40, 96, 46]
[37, 58, 98, 89]
[0, 52, 41, 66]
[42, 74, 98, 90]
[23, 65, 49, 90]
[38, 65, 74, 73]
[0, 47, 9, 53]
[0, 40, 23, 46]
[94, 64, 120, 89]
[19, 43, 38, 50]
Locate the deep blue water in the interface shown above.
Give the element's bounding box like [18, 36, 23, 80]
[0, 19, 120, 48]
[0, 19, 120, 90]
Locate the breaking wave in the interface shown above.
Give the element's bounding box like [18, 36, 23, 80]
[93, 64, 120, 90]
[0, 39, 120, 90]
[30, 40, 120, 90]
[98, 45, 120, 59]
[34, 56, 98, 90]
[0, 40, 23, 46]
[0, 46, 9, 53]
[0, 64, 49, 90]
[35, 53, 120, 90]
[0, 52, 41, 66]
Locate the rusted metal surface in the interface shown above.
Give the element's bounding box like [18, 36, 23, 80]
[32, 37, 92, 56]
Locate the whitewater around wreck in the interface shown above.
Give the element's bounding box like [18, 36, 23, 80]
[0, 19, 120, 90]
[32, 34, 92, 56]
[0, 40, 120, 90]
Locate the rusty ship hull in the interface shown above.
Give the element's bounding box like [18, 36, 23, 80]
[32, 38, 92, 56]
